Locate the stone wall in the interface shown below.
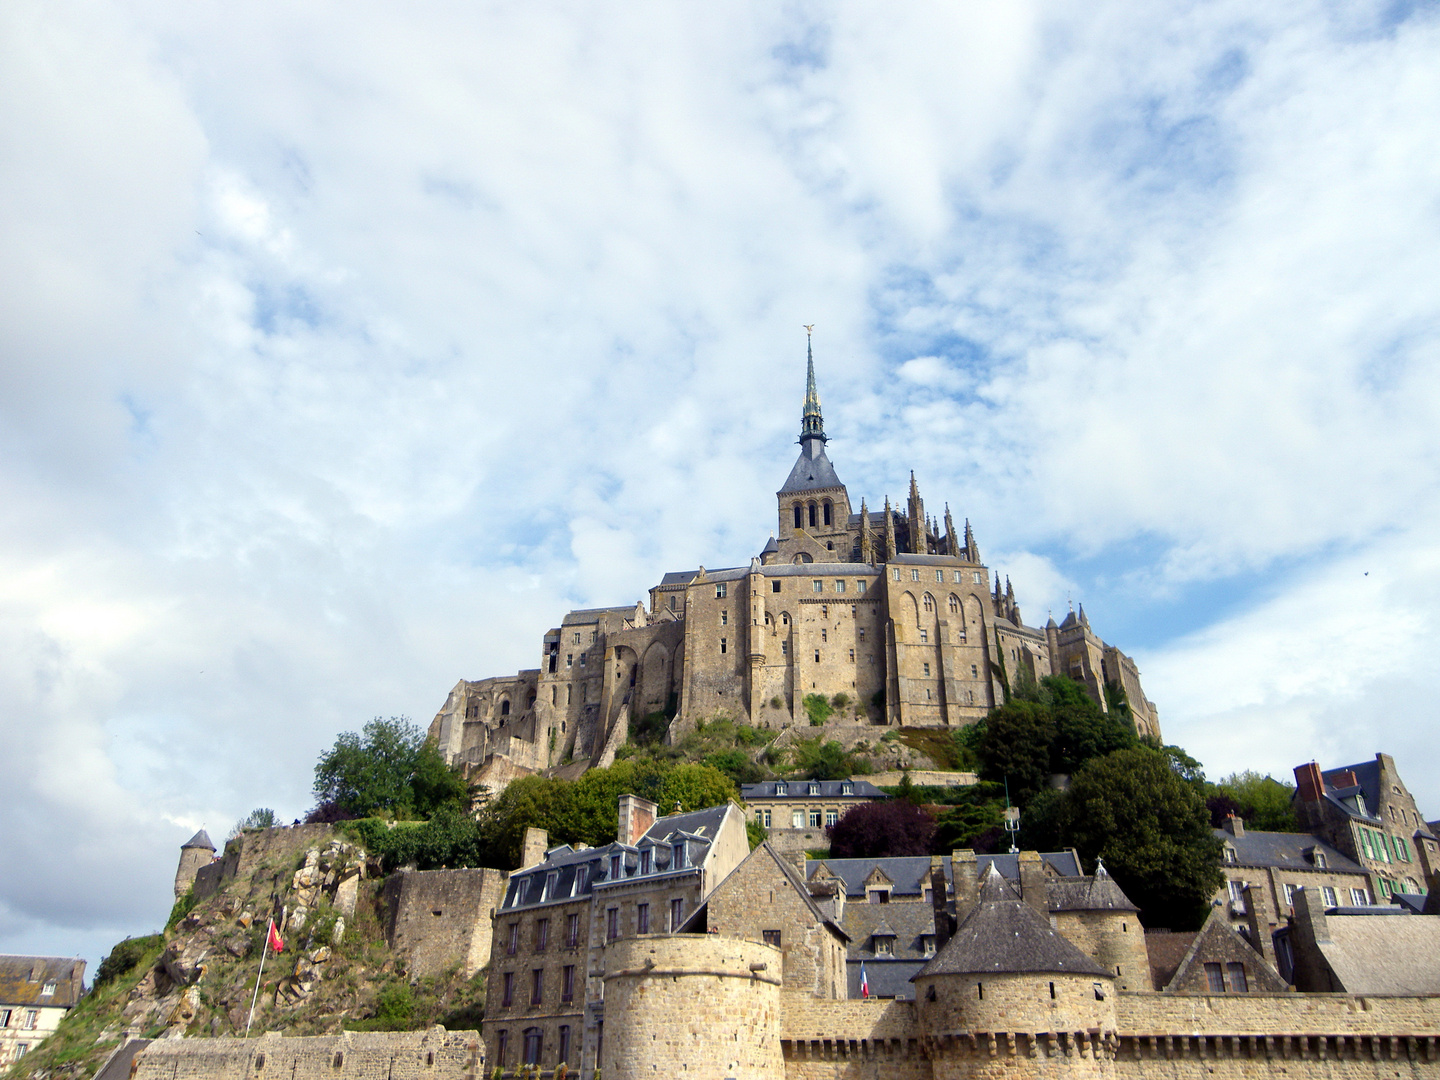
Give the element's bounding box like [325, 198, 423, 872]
[601, 935, 783, 1080]
[869, 771, 978, 788]
[780, 993, 931, 1080]
[385, 868, 508, 979]
[129, 1029, 480, 1080]
[1050, 911, 1151, 993]
[194, 825, 338, 903]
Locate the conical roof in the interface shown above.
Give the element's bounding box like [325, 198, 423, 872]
[915, 865, 1108, 979]
[182, 828, 215, 851]
[780, 443, 843, 493]
[1048, 862, 1140, 913]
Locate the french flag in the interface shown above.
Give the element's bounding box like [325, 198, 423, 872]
[859, 962, 869, 998]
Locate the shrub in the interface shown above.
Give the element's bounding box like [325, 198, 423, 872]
[830, 692, 850, 709]
[827, 802, 936, 858]
[802, 693, 833, 726]
[94, 935, 164, 987]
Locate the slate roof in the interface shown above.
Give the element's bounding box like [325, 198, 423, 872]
[850, 958, 926, 999]
[561, 606, 638, 625]
[807, 851, 1082, 901]
[843, 902, 934, 959]
[742, 779, 888, 801]
[1143, 932, 1196, 991]
[182, 829, 215, 851]
[779, 446, 844, 493]
[1315, 913, 1440, 994]
[914, 867, 1109, 979]
[1047, 864, 1139, 912]
[760, 536, 779, 555]
[94, 1039, 153, 1080]
[1215, 829, 1365, 874]
[0, 956, 84, 1008]
[503, 804, 734, 910]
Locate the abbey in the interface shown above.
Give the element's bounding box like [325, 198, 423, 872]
[429, 340, 1160, 789]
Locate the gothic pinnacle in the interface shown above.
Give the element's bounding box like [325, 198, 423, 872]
[800, 325, 825, 443]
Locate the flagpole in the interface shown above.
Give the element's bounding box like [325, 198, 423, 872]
[245, 919, 273, 1037]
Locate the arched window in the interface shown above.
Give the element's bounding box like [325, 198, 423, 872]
[793, 503, 803, 528]
[808, 502, 818, 527]
[501, 699, 511, 716]
[781, 613, 790, 626]
[948, 594, 960, 614]
[923, 594, 934, 613]
[822, 500, 832, 526]
[523, 1029, 542, 1066]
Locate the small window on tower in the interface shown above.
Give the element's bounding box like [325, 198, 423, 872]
[720, 638, 727, 654]
[720, 610, 728, 625]
[857, 581, 866, 594]
[836, 579, 846, 593]
[919, 629, 928, 643]
[972, 572, 982, 584]
[716, 583, 727, 598]
[813, 580, 824, 593]
[772, 581, 781, 593]
[911, 569, 921, 581]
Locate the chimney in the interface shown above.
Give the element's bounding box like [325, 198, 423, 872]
[951, 850, 979, 916]
[1294, 762, 1324, 803]
[1018, 851, 1048, 917]
[1223, 814, 1245, 838]
[617, 793, 658, 846]
[520, 827, 548, 869]
[1241, 882, 1276, 966]
[929, 858, 954, 954]
[1334, 769, 1358, 790]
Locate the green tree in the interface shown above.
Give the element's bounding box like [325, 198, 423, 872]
[791, 738, 859, 781]
[228, 807, 277, 839]
[1048, 701, 1137, 774]
[1212, 771, 1299, 832]
[657, 763, 739, 814]
[312, 717, 470, 820]
[802, 693, 833, 726]
[978, 701, 1055, 802]
[1060, 746, 1224, 930]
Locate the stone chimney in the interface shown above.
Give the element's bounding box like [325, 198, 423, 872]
[951, 850, 979, 916]
[617, 793, 658, 846]
[1241, 881, 1276, 966]
[1223, 814, 1245, 838]
[929, 858, 954, 954]
[1289, 886, 1334, 992]
[520, 827, 548, 869]
[1018, 851, 1048, 917]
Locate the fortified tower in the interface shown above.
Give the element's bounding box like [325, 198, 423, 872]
[1047, 861, 1151, 993]
[174, 828, 215, 898]
[914, 864, 1118, 1078]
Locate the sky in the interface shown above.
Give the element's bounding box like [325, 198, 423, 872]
[4, 0, 1440, 974]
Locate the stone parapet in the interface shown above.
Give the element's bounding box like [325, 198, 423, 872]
[129, 1029, 480, 1080]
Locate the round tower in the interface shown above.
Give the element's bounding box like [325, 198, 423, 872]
[600, 934, 781, 1080]
[1049, 861, 1151, 992]
[915, 865, 1117, 1079]
[174, 828, 215, 898]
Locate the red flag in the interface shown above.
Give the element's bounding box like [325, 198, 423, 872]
[267, 921, 284, 954]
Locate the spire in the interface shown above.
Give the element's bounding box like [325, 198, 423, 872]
[944, 504, 957, 555]
[860, 498, 873, 564]
[800, 325, 825, 444]
[883, 497, 897, 561]
[907, 472, 925, 554]
[964, 518, 979, 564]
[1005, 576, 1014, 601]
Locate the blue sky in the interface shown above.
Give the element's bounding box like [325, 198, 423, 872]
[4, 0, 1440, 974]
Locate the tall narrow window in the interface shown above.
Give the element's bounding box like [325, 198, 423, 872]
[535, 918, 549, 950]
[794, 504, 803, 528]
[808, 503, 817, 527]
[720, 637, 727, 654]
[637, 902, 649, 934]
[523, 1029, 542, 1066]
[501, 972, 514, 1006]
[1205, 963, 1226, 993]
[823, 501, 832, 526]
[507, 923, 519, 956]
[567, 913, 581, 947]
[639, 849, 652, 874]
[835, 579, 846, 593]
[606, 907, 619, 941]
[670, 898, 684, 930]
[562, 965, 575, 1002]
[558, 1026, 571, 1065]
[496, 1031, 509, 1067]
[1226, 963, 1249, 992]
[530, 969, 544, 1005]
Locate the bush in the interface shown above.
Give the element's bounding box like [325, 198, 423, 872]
[94, 935, 164, 987]
[165, 887, 197, 931]
[831, 692, 850, 709]
[827, 802, 936, 858]
[629, 710, 670, 746]
[802, 693, 833, 726]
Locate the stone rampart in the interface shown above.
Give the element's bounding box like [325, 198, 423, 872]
[385, 867, 508, 979]
[781, 993, 929, 1080]
[129, 1028, 481, 1080]
[193, 825, 338, 902]
[869, 771, 978, 788]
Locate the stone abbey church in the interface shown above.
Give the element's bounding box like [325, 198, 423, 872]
[429, 342, 1160, 790]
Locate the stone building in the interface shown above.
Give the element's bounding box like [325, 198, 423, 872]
[428, 339, 1159, 795]
[0, 956, 86, 1068]
[482, 796, 749, 1074]
[1284, 886, 1440, 994]
[174, 828, 215, 898]
[741, 778, 890, 854]
[1295, 753, 1440, 900]
[1144, 909, 1288, 993]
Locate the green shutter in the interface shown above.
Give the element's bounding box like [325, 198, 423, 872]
[1361, 830, 1373, 858]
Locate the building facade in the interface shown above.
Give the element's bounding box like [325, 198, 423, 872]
[741, 778, 889, 854]
[0, 956, 86, 1068]
[429, 340, 1159, 795]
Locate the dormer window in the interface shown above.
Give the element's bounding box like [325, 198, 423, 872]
[808, 783, 820, 796]
[40, 982, 56, 997]
[840, 781, 853, 796]
[575, 866, 589, 893]
[1313, 850, 1327, 869]
[544, 871, 558, 899]
[1223, 847, 1236, 864]
[775, 782, 787, 796]
[920, 936, 935, 956]
[640, 849, 652, 874]
[610, 855, 622, 879]
[874, 935, 894, 957]
[673, 842, 687, 869]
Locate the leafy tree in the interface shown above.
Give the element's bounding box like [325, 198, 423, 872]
[932, 799, 1005, 853]
[1048, 702, 1137, 774]
[827, 801, 936, 858]
[1211, 771, 1299, 832]
[953, 719, 986, 772]
[790, 738, 861, 781]
[94, 935, 164, 987]
[228, 807, 277, 839]
[657, 762, 738, 814]
[312, 717, 470, 820]
[803, 693, 833, 726]
[1060, 746, 1224, 930]
[1158, 743, 1207, 792]
[978, 701, 1055, 802]
[702, 748, 769, 786]
[1103, 679, 1132, 723]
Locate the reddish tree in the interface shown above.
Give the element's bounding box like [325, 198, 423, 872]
[825, 801, 936, 858]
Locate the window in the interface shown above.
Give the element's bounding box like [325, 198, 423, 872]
[1227, 880, 1245, 905]
[813, 580, 824, 593]
[763, 929, 782, 947]
[892, 568, 901, 581]
[919, 629, 928, 643]
[590, 631, 597, 643]
[923, 663, 931, 677]
[814, 651, 821, 662]
[640, 849, 652, 874]
[567, 914, 581, 948]
[558, 1025, 571, 1065]
[809, 810, 822, 827]
[573, 632, 581, 644]
[501, 972, 514, 1007]
[821, 604, 828, 617]
[637, 902, 649, 934]
[496, 1031, 508, 1067]
[1314, 851, 1327, 869]
[1283, 883, 1296, 909]
[910, 569, 920, 581]
[808, 503, 817, 527]
[720, 610, 728, 625]
[849, 649, 855, 662]
[821, 629, 827, 642]
[948, 595, 959, 613]
[1226, 963, 1249, 992]
[566, 653, 573, 668]
[523, 1028, 542, 1066]
[922, 935, 935, 955]
[716, 583, 727, 598]
[1350, 887, 1370, 906]
[39, 982, 55, 998]
[874, 936, 894, 956]
[670, 898, 684, 931]
[1223, 847, 1237, 864]
[823, 501, 832, 526]
[808, 782, 820, 795]
[610, 854, 622, 879]
[579, 654, 586, 667]
[761, 808, 771, 827]
[530, 968, 544, 1005]
[840, 781, 853, 796]
[792, 809, 805, 828]
[562, 965, 575, 1002]
[825, 809, 838, 827]
[775, 781, 787, 795]
[857, 628, 865, 641]
[857, 581, 866, 594]
[970, 664, 978, 677]
[669, 594, 679, 611]
[972, 572, 982, 584]
[507, 923, 519, 956]
[836, 579, 846, 593]
[673, 842, 687, 868]
[781, 641, 788, 656]
[535, 918, 549, 950]
[1395, 836, 1411, 862]
[0, 1010, 9, 1027]
[1322, 886, 1337, 907]
[720, 637, 727, 654]
[1204, 963, 1226, 993]
[575, 866, 588, 893]
[793, 504, 803, 528]
[607, 907, 619, 941]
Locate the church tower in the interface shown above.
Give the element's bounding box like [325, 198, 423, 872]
[775, 330, 853, 562]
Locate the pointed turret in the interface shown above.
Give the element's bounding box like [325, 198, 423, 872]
[906, 472, 925, 553]
[943, 505, 957, 556]
[883, 498, 897, 561]
[964, 518, 979, 564]
[800, 328, 825, 444]
[859, 498, 873, 564]
[1078, 603, 1090, 628]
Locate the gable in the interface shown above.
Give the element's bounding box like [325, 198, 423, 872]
[1164, 910, 1287, 993]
